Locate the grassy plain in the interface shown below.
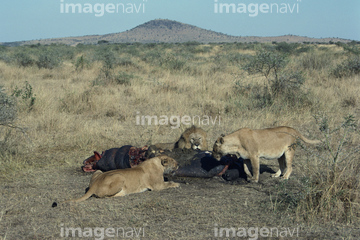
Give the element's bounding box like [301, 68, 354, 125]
[0, 42, 359, 239]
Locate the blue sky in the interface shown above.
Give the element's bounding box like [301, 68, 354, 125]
[1, 0, 359, 43]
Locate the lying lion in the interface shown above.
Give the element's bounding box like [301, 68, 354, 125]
[212, 126, 321, 183]
[153, 125, 208, 151]
[52, 155, 179, 207]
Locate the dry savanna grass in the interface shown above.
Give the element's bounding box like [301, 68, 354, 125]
[0, 42, 359, 239]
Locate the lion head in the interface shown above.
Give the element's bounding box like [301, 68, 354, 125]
[159, 155, 179, 174]
[188, 132, 206, 150]
[175, 125, 208, 151]
[212, 135, 225, 160]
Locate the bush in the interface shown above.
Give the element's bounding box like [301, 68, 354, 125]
[11, 81, 36, 112]
[234, 71, 310, 109]
[270, 71, 310, 107]
[300, 114, 360, 222]
[141, 50, 162, 64]
[0, 87, 17, 126]
[271, 114, 360, 223]
[74, 55, 90, 71]
[114, 72, 134, 85]
[332, 57, 360, 78]
[164, 56, 186, 71]
[241, 50, 310, 109]
[14, 52, 34, 67]
[275, 42, 300, 54]
[93, 49, 117, 84]
[338, 42, 360, 55]
[244, 50, 287, 80]
[36, 49, 61, 69]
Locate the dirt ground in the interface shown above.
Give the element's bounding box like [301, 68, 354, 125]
[1, 155, 359, 240]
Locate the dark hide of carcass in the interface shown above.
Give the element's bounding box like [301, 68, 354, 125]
[81, 146, 243, 180]
[82, 145, 149, 172]
[159, 148, 240, 179]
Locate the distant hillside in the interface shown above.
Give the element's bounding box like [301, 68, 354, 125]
[1, 19, 351, 46]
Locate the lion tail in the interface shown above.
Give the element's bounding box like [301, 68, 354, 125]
[297, 133, 321, 145]
[52, 188, 95, 208]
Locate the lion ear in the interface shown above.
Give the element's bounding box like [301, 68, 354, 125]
[216, 136, 224, 145]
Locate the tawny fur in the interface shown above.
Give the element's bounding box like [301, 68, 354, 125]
[212, 126, 321, 183]
[154, 125, 208, 152]
[53, 155, 179, 206]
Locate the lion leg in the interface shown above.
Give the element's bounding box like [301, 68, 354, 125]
[244, 157, 260, 183]
[282, 150, 295, 179]
[243, 159, 253, 179]
[113, 186, 150, 197]
[250, 157, 260, 183]
[152, 181, 180, 191]
[164, 181, 180, 189]
[112, 189, 127, 197]
[93, 174, 127, 198]
[271, 155, 286, 178]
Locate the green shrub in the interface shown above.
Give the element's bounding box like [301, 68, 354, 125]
[164, 56, 186, 71]
[11, 81, 36, 111]
[244, 50, 287, 80]
[141, 50, 162, 64]
[295, 45, 313, 54]
[0, 87, 29, 164]
[96, 49, 117, 82]
[338, 42, 360, 55]
[241, 50, 310, 109]
[36, 49, 61, 69]
[269, 71, 310, 107]
[14, 52, 34, 67]
[234, 71, 310, 109]
[74, 55, 91, 71]
[114, 72, 134, 85]
[117, 58, 132, 66]
[275, 42, 300, 54]
[0, 87, 17, 126]
[332, 57, 360, 78]
[225, 53, 252, 65]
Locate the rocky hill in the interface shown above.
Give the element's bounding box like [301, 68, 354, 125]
[2, 19, 351, 46]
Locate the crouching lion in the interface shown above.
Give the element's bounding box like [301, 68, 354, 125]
[52, 155, 179, 207]
[154, 125, 208, 151]
[212, 126, 321, 183]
